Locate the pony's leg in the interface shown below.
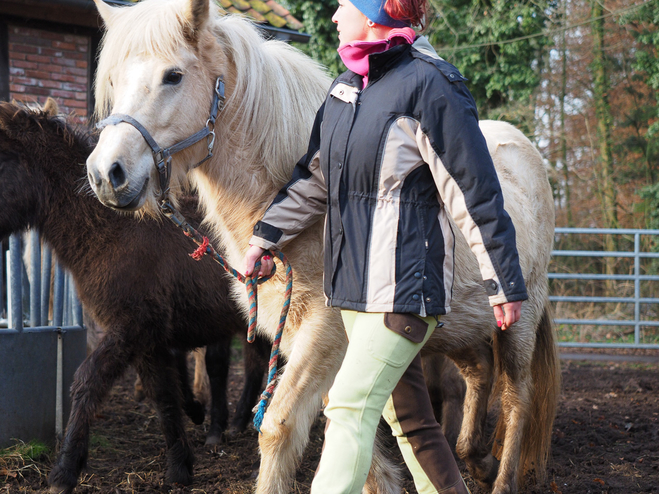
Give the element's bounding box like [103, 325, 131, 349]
[134, 372, 146, 401]
[255, 310, 346, 494]
[48, 333, 131, 494]
[450, 342, 498, 486]
[204, 337, 232, 445]
[174, 349, 205, 426]
[228, 334, 270, 435]
[192, 347, 211, 409]
[421, 353, 466, 451]
[135, 349, 195, 486]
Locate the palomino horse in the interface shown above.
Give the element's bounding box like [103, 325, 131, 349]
[86, 1, 559, 493]
[0, 101, 271, 493]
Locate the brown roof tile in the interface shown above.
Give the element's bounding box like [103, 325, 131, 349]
[284, 14, 304, 32]
[266, 0, 289, 17]
[247, 8, 266, 23]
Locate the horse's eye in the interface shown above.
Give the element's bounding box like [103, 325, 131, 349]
[163, 70, 183, 85]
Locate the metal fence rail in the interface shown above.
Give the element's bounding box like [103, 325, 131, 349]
[0, 231, 87, 448]
[551, 227, 659, 349]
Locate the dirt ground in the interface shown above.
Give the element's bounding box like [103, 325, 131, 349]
[1, 351, 658, 494]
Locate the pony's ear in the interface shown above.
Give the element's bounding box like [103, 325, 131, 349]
[43, 97, 59, 117]
[182, 0, 210, 44]
[94, 0, 118, 29]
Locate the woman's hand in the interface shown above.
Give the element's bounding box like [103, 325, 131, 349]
[244, 244, 275, 278]
[493, 301, 522, 331]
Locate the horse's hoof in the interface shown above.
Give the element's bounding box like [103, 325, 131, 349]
[467, 453, 499, 487]
[184, 400, 206, 425]
[204, 433, 225, 446]
[48, 464, 77, 494]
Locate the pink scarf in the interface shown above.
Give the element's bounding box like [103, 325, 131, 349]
[338, 28, 416, 87]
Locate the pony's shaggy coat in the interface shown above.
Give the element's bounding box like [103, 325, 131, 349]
[87, 1, 560, 493]
[0, 101, 270, 493]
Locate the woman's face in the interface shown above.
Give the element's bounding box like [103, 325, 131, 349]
[332, 0, 370, 46]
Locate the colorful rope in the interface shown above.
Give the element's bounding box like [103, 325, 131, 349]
[160, 202, 292, 433]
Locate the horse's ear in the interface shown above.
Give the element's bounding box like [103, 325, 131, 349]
[94, 0, 118, 29]
[43, 97, 59, 117]
[182, 0, 210, 44]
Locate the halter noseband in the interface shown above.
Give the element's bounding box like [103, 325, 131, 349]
[97, 77, 226, 203]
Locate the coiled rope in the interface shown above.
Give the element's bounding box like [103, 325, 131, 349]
[160, 201, 292, 433]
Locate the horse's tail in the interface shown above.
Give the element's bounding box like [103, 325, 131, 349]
[492, 300, 561, 485]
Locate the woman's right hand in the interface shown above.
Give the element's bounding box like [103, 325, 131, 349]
[244, 244, 275, 278]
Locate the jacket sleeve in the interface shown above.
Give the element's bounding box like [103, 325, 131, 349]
[249, 102, 327, 251]
[416, 71, 528, 306]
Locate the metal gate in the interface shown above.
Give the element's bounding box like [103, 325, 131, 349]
[0, 232, 87, 448]
[550, 227, 659, 349]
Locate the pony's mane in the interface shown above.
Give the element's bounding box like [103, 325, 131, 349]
[0, 101, 95, 152]
[94, 0, 332, 187]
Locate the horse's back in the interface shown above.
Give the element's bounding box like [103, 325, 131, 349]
[479, 120, 555, 279]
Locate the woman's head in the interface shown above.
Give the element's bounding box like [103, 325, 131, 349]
[331, 0, 427, 46]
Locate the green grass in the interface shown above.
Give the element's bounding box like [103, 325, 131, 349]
[0, 440, 49, 462]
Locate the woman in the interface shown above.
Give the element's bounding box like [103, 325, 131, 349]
[245, 1, 527, 492]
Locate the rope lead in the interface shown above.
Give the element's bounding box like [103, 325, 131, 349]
[160, 201, 292, 433]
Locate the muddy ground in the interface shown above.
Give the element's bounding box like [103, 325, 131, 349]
[1, 350, 658, 494]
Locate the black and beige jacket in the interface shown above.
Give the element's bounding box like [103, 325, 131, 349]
[250, 37, 528, 316]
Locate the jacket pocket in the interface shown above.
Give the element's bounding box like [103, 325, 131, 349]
[383, 313, 429, 344]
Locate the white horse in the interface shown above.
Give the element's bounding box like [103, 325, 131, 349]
[85, 1, 559, 493]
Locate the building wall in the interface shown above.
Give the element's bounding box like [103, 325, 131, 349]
[7, 25, 90, 122]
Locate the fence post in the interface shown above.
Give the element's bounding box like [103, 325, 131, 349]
[9, 234, 23, 332]
[41, 245, 52, 325]
[29, 231, 41, 328]
[634, 233, 640, 345]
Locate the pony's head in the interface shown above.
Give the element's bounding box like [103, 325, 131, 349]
[0, 101, 89, 238]
[87, 0, 221, 213]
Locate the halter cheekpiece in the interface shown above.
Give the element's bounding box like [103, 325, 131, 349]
[97, 76, 226, 203]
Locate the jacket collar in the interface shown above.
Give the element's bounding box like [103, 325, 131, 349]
[336, 43, 411, 90]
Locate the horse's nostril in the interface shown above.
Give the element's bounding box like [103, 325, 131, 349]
[88, 170, 101, 187]
[108, 162, 127, 189]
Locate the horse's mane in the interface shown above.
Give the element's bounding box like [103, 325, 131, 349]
[94, 0, 332, 187]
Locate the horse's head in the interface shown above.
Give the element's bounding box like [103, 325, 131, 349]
[87, 0, 222, 214]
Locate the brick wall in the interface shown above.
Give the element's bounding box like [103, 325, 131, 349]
[8, 26, 90, 122]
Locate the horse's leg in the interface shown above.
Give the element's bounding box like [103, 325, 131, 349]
[421, 353, 466, 451]
[135, 349, 195, 486]
[255, 310, 347, 494]
[204, 337, 232, 445]
[228, 334, 269, 435]
[490, 370, 532, 494]
[174, 349, 205, 425]
[450, 341, 499, 487]
[48, 333, 131, 494]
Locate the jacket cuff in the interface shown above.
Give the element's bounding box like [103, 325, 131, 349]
[488, 291, 529, 307]
[248, 235, 279, 251]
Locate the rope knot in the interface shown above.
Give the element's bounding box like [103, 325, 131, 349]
[190, 236, 210, 260]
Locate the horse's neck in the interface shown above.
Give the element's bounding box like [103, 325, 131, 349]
[193, 164, 275, 265]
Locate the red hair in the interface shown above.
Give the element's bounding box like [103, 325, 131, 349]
[385, 0, 427, 29]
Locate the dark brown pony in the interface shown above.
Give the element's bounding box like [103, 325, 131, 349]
[0, 101, 269, 493]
